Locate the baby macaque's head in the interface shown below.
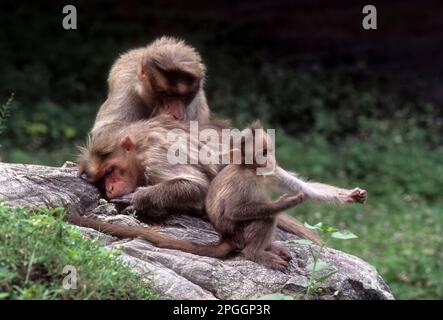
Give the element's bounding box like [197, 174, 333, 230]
[231, 121, 276, 175]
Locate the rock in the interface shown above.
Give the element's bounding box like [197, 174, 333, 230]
[0, 161, 394, 300]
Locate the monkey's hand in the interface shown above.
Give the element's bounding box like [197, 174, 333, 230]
[110, 187, 158, 210]
[110, 193, 135, 206]
[128, 187, 171, 219]
[276, 192, 305, 210]
[346, 188, 367, 204]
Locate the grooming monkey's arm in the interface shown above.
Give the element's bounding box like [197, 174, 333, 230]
[111, 172, 209, 210]
[111, 179, 208, 216]
[132, 179, 207, 211]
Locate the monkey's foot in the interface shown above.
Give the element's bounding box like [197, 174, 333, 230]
[121, 205, 136, 215]
[144, 208, 170, 219]
[253, 251, 289, 272]
[267, 243, 292, 262]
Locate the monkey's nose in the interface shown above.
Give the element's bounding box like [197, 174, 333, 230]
[106, 186, 114, 198]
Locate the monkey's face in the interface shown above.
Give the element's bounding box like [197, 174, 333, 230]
[79, 136, 142, 199]
[139, 56, 201, 122]
[239, 127, 276, 174]
[101, 158, 139, 199]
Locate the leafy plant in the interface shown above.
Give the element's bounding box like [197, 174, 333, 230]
[290, 222, 358, 300]
[252, 223, 358, 300]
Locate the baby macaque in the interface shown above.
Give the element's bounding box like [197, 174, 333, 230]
[205, 121, 307, 271]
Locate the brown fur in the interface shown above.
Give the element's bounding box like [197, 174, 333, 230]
[92, 37, 210, 135]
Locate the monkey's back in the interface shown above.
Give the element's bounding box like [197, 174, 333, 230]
[206, 165, 266, 238]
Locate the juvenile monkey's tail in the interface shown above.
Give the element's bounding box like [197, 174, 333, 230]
[66, 214, 233, 258]
[277, 213, 321, 245]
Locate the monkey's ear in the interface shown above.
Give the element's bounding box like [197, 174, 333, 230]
[138, 59, 148, 81]
[249, 120, 262, 130]
[229, 148, 243, 164]
[244, 120, 262, 141]
[120, 136, 136, 152]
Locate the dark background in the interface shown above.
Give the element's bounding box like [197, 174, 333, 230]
[0, 0, 442, 299]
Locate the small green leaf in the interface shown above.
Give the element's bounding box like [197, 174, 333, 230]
[317, 270, 338, 283]
[289, 239, 313, 245]
[304, 222, 322, 230]
[307, 259, 331, 272]
[331, 230, 358, 240]
[304, 222, 339, 234]
[321, 225, 339, 234]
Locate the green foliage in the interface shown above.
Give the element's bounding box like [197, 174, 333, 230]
[0, 100, 95, 165]
[290, 223, 357, 299]
[206, 56, 442, 145]
[0, 204, 158, 299]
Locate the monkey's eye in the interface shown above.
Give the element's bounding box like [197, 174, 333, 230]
[99, 152, 111, 159]
[163, 92, 180, 99]
[105, 166, 115, 175]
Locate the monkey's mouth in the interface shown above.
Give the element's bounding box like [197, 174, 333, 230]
[152, 101, 187, 121]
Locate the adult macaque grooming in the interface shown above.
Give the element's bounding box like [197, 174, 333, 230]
[92, 37, 210, 134]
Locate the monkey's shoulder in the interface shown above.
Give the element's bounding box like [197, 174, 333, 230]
[211, 165, 264, 194]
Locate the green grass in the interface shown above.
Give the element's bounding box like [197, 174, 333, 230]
[0, 204, 158, 299]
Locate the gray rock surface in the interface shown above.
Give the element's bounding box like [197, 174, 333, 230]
[0, 162, 394, 300]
